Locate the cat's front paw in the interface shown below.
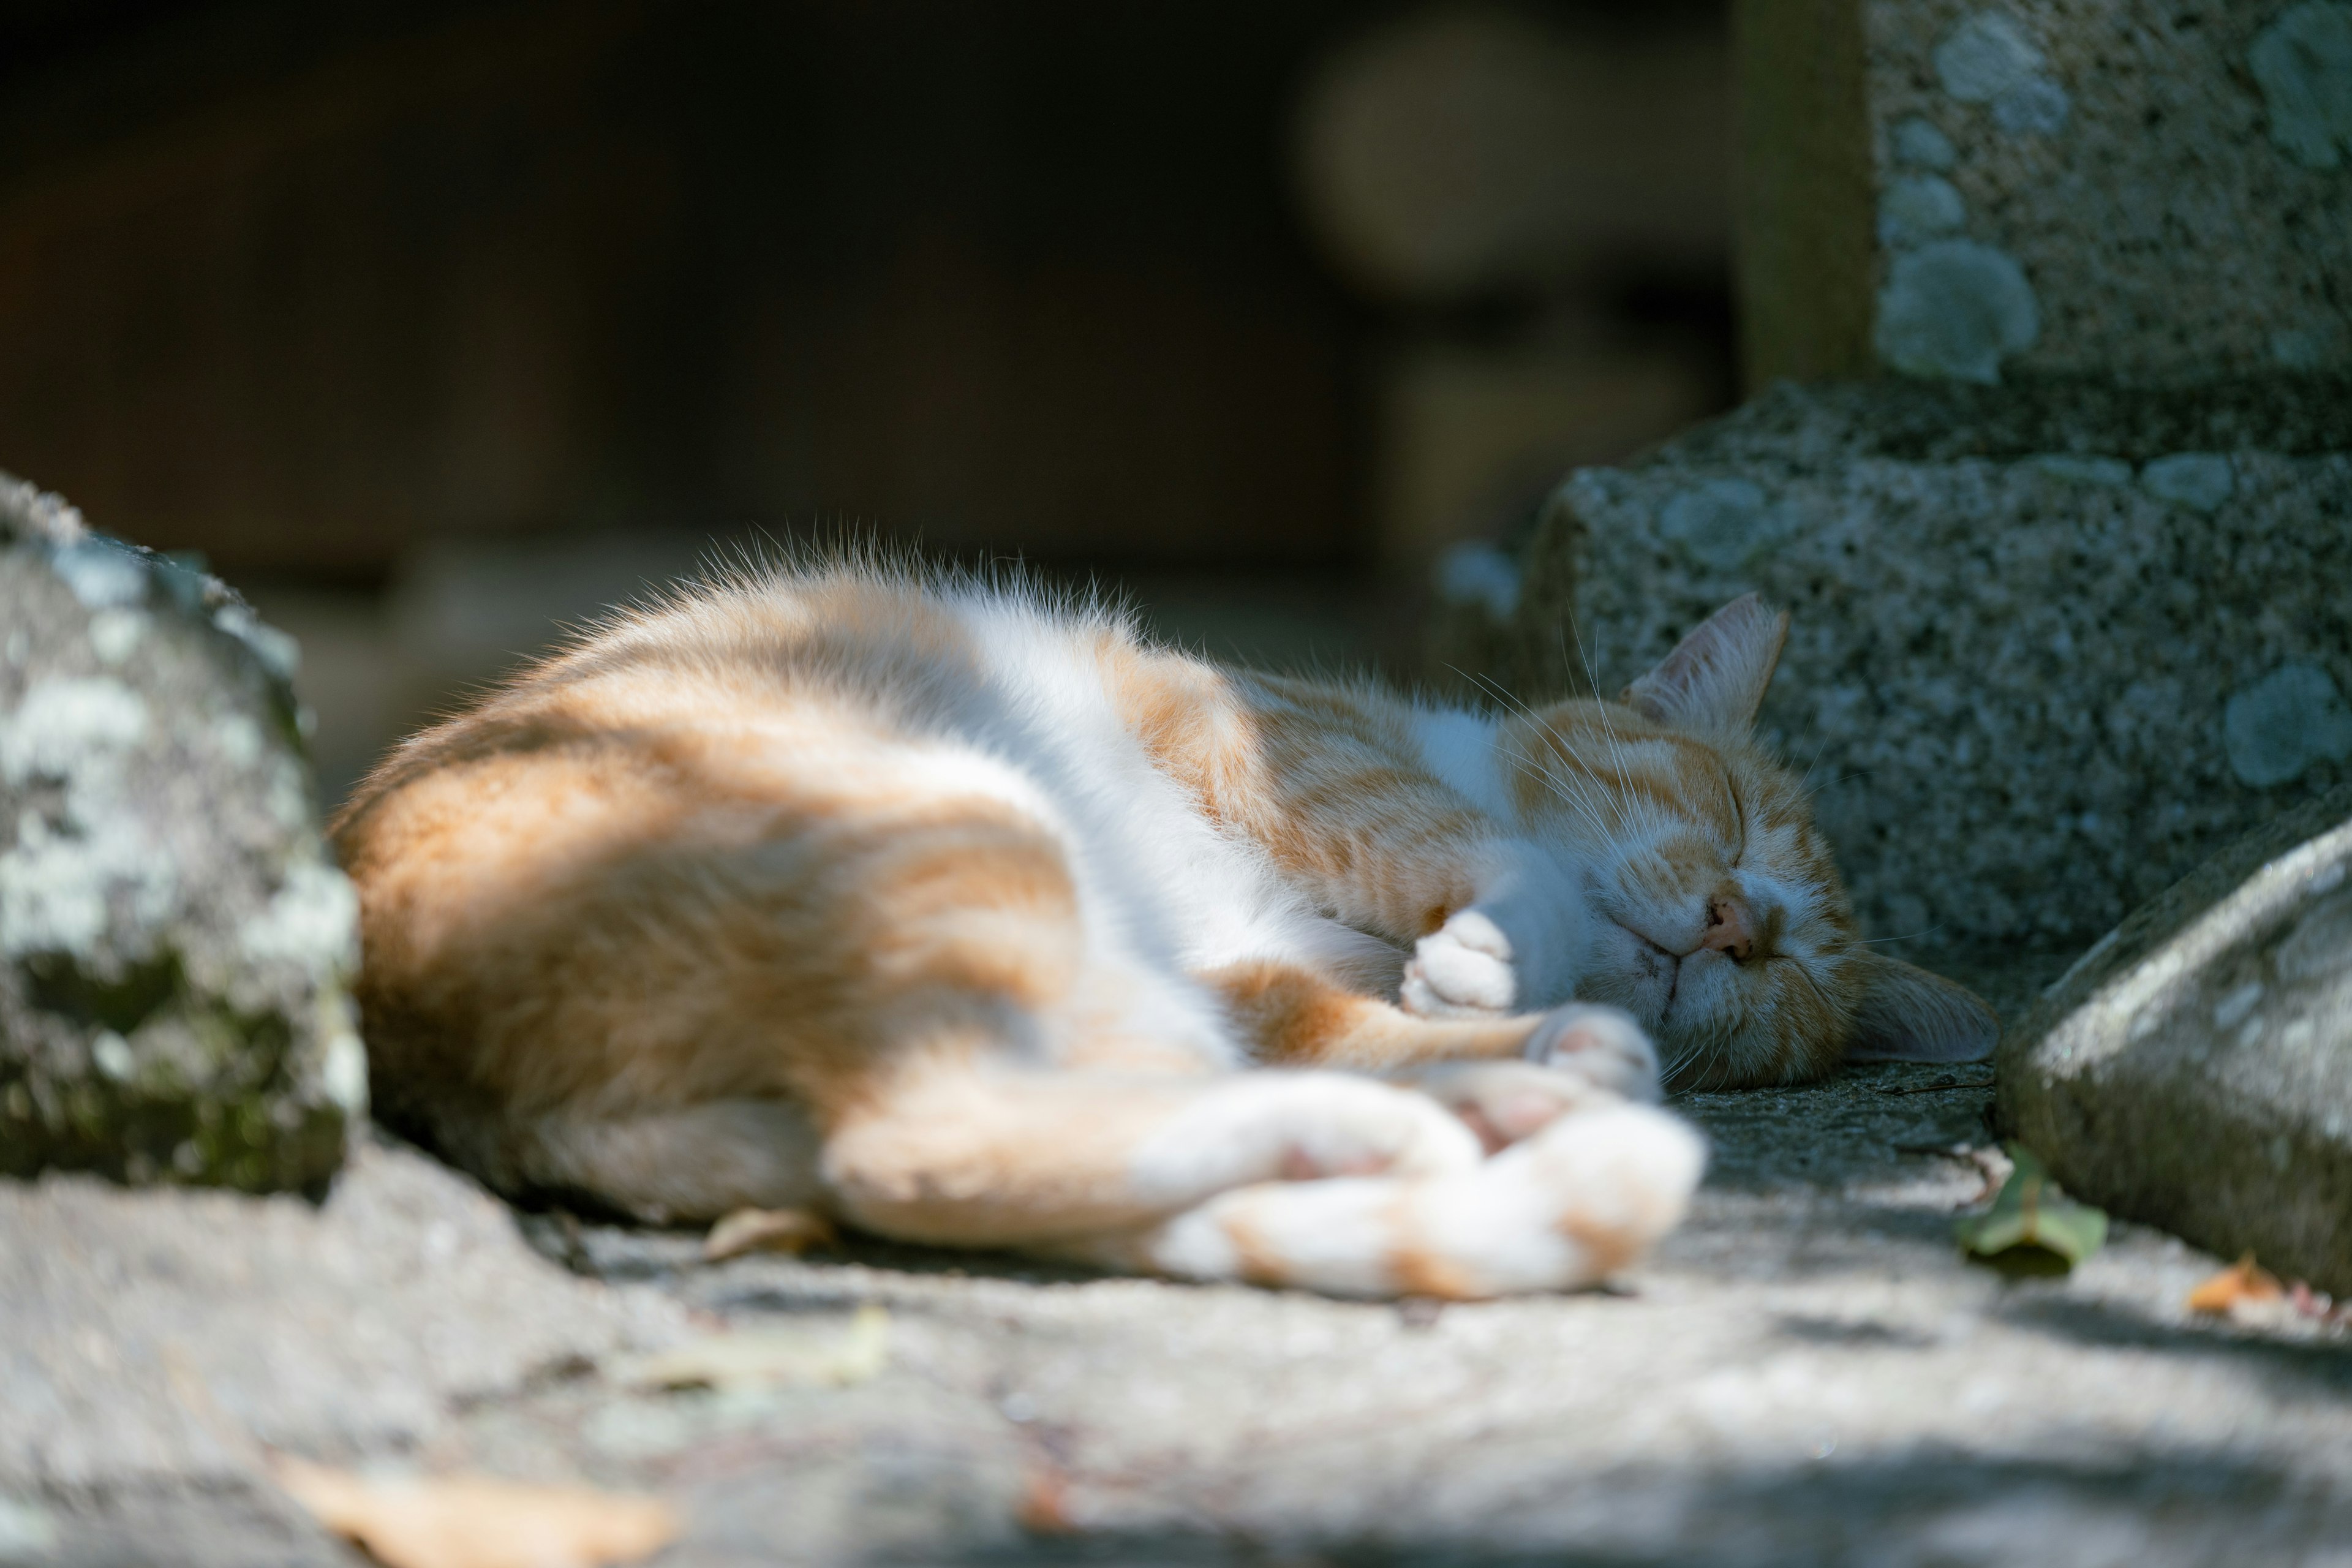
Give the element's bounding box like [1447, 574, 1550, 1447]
[1522, 1004, 1662, 1103]
[1407, 1060, 1614, 1152]
[1400, 910, 1517, 1017]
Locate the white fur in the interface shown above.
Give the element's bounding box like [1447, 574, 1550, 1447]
[1137, 1101, 1705, 1297]
[1403, 840, 1598, 1017]
[950, 594, 1385, 1068]
[1411, 707, 1511, 818]
[1127, 1074, 1482, 1208]
[1401, 908, 1520, 1014]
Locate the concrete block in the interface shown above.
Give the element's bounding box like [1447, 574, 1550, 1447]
[1734, 0, 2352, 385]
[1496, 378, 2352, 949]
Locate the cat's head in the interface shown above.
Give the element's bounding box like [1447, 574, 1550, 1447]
[1510, 595, 1994, 1090]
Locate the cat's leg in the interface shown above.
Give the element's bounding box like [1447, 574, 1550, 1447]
[1384, 1059, 1626, 1153]
[1203, 959, 1660, 1102]
[813, 1054, 1485, 1247]
[467, 1099, 826, 1225]
[1066, 1098, 1706, 1298]
[1137, 664, 1599, 1006]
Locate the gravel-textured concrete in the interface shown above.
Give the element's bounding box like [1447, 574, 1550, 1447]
[1734, 0, 2352, 384]
[1859, 0, 2352, 383]
[10, 942, 2352, 1566]
[1483, 379, 2352, 951]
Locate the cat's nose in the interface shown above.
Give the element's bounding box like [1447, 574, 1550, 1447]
[1702, 895, 1754, 962]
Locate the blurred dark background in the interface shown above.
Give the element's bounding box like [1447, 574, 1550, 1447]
[0, 0, 1736, 798]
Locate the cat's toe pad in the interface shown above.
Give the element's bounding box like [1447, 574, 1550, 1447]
[1412, 1061, 1608, 1152]
[1522, 1005, 1662, 1102]
[1401, 911, 1517, 1016]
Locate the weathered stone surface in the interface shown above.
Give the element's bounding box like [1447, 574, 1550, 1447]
[24, 1031, 2352, 1565]
[0, 1136, 688, 1559]
[2000, 785, 2352, 1294]
[0, 473, 363, 1193]
[1735, 0, 2352, 385]
[1487, 379, 2352, 949]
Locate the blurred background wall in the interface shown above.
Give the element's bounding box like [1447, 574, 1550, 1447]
[0, 0, 1735, 799]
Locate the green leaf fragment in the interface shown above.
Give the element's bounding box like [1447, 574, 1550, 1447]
[1954, 1143, 2108, 1267]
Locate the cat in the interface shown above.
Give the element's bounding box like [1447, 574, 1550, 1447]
[331, 560, 1994, 1299]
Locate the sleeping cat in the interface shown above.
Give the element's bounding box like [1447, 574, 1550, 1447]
[333, 562, 1994, 1299]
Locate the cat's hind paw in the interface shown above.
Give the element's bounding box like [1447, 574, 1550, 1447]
[1137, 1098, 1706, 1297]
[1523, 1003, 1662, 1103]
[1401, 910, 1517, 1017]
[1488, 1099, 1706, 1281]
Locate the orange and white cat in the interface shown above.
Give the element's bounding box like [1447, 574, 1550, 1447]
[333, 564, 1992, 1299]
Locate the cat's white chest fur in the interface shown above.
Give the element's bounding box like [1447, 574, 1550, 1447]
[960, 603, 1384, 1061]
[1409, 708, 1513, 820]
[1406, 707, 1600, 1014]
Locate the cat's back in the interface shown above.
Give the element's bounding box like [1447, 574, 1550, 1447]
[339, 565, 1149, 833]
[333, 565, 1202, 1110]
[328, 566, 1234, 983]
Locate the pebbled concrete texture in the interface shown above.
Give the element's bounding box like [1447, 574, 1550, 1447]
[9, 943, 2352, 1567]
[1868, 0, 2352, 383]
[2003, 785, 2352, 1295]
[0, 473, 363, 1195]
[1487, 378, 2352, 952]
[1736, 0, 2352, 385]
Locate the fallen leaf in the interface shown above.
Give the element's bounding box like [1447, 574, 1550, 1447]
[272, 1457, 676, 1568]
[2188, 1252, 2286, 1314]
[1954, 1143, 2108, 1267]
[1017, 1468, 1079, 1535]
[703, 1205, 838, 1262]
[617, 1303, 889, 1392]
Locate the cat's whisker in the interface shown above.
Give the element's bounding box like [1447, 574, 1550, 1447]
[1795, 729, 1835, 794]
[1659, 1044, 1713, 1096]
[1537, 760, 1618, 845]
[1453, 668, 1623, 844]
[1562, 622, 1642, 807]
[1856, 925, 1945, 947]
[1520, 734, 1620, 845]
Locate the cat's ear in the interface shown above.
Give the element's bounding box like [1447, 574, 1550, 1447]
[1844, 952, 1999, 1063]
[1620, 594, 1789, 736]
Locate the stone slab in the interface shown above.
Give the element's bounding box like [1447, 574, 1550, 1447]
[0, 473, 361, 1193]
[1487, 379, 2352, 949]
[2001, 784, 2352, 1294]
[1734, 0, 2352, 385]
[14, 957, 2352, 1564]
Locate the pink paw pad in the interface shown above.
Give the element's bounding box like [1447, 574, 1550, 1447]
[1521, 1005, 1662, 1102]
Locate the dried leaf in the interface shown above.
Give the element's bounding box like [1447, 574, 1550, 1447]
[2188, 1252, 2286, 1314]
[1954, 1143, 2108, 1267]
[273, 1457, 676, 1568]
[617, 1303, 889, 1392]
[703, 1206, 838, 1262]
[1017, 1468, 1079, 1535]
